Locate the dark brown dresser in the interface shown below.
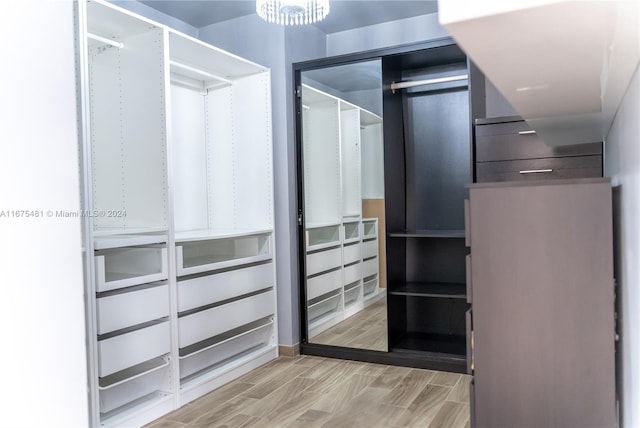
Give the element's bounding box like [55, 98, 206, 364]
[474, 116, 602, 182]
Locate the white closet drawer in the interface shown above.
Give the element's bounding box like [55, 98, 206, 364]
[95, 247, 168, 292]
[99, 358, 169, 413]
[362, 239, 377, 259]
[344, 284, 362, 305]
[363, 220, 377, 238]
[179, 321, 273, 380]
[98, 322, 170, 377]
[306, 247, 341, 276]
[363, 277, 378, 296]
[178, 290, 275, 348]
[307, 269, 342, 301]
[176, 234, 272, 276]
[343, 262, 361, 285]
[362, 258, 378, 278]
[308, 292, 341, 321]
[342, 243, 361, 265]
[97, 284, 169, 334]
[178, 263, 273, 312]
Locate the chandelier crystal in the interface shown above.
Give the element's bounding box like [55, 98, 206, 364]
[256, 0, 330, 26]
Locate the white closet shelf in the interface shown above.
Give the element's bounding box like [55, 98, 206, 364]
[175, 228, 272, 243]
[360, 109, 382, 126]
[169, 31, 267, 80]
[94, 234, 167, 250]
[88, 0, 158, 41]
[93, 227, 168, 237]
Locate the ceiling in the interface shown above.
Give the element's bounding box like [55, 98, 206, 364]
[140, 0, 439, 34]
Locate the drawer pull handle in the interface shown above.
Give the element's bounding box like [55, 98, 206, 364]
[519, 169, 553, 174]
[518, 130, 536, 135]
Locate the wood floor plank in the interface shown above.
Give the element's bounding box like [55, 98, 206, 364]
[305, 360, 365, 392]
[427, 401, 470, 428]
[241, 365, 313, 399]
[359, 362, 389, 377]
[429, 371, 462, 387]
[359, 403, 406, 427]
[162, 382, 255, 424]
[310, 373, 377, 412]
[213, 413, 262, 428]
[241, 377, 318, 418]
[395, 384, 451, 427]
[262, 390, 325, 426]
[298, 357, 343, 380]
[287, 409, 333, 428]
[319, 386, 389, 428]
[446, 375, 470, 403]
[144, 419, 186, 428]
[381, 369, 435, 408]
[369, 365, 412, 390]
[184, 395, 260, 428]
[293, 355, 326, 367]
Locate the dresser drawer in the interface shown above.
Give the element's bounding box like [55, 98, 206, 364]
[476, 155, 602, 182]
[178, 262, 273, 312]
[98, 321, 170, 377]
[97, 283, 169, 334]
[306, 247, 342, 276]
[476, 119, 601, 162]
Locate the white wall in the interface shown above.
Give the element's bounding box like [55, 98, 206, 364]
[605, 65, 640, 428]
[0, 1, 88, 426]
[326, 13, 449, 56]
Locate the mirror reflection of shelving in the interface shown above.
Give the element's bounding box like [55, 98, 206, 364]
[300, 59, 387, 352]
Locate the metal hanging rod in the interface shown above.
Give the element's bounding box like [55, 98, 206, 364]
[170, 61, 233, 85]
[87, 33, 124, 49]
[390, 74, 468, 93]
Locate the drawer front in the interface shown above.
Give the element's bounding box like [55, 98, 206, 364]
[343, 243, 361, 265]
[98, 322, 170, 377]
[476, 155, 602, 182]
[178, 262, 273, 312]
[308, 292, 341, 321]
[307, 269, 342, 301]
[344, 262, 362, 285]
[362, 257, 378, 278]
[306, 247, 342, 276]
[95, 247, 168, 292]
[178, 290, 275, 348]
[362, 239, 377, 259]
[97, 284, 169, 334]
[179, 322, 273, 379]
[476, 120, 602, 162]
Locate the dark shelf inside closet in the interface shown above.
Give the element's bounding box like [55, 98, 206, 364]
[383, 40, 485, 367]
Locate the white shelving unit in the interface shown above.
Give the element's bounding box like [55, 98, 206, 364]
[301, 85, 384, 339]
[77, 1, 277, 426]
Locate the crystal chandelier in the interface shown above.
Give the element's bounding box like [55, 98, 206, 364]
[256, 0, 330, 26]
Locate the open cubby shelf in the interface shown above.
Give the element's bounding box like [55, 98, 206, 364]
[391, 332, 467, 356]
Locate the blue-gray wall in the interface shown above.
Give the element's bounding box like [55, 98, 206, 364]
[326, 13, 448, 56]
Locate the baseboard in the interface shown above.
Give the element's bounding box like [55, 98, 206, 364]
[278, 343, 300, 357]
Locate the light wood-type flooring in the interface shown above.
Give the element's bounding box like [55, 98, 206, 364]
[146, 355, 471, 428]
[311, 296, 388, 351]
